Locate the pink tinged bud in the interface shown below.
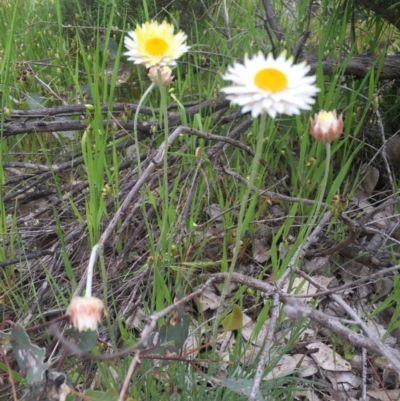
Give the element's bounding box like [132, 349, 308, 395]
[148, 66, 174, 87]
[66, 296, 107, 332]
[310, 110, 344, 143]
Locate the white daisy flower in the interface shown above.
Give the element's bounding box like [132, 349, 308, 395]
[221, 51, 319, 118]
[124, 20, 190, 68]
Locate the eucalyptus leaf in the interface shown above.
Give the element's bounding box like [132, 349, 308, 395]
[11, 325, 48, 385]
[208, 376, 265, 400]
[65, 327, 98, 353]
[84, 387, 119, 401]
[221, 304, 243, 332]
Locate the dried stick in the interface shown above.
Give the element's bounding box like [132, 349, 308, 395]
[249, 210, 332, 401]
[361, 348, 367, 401]
[211, 272, 394, 352]
[117, 351, 141, 401]
[261, 0, 288, 49]
[0, 346, 18, 401]
[223, 167, 328, 208]
[288, 263, 400, 299]
[73, 126, 198, 296]
[298, 270, 400, 373]
[374, 107, 395, 194]
[293, 0, 314, 59]
[249, 292, 280, 401]
[222, 0, 232, 48]
[54, 276, 217, 362]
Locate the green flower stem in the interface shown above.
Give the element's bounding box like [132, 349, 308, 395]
[302, 142, 331, 243]
[158, 76, 169, 256]
[133, 82, 155, 175]
[85, 244, 99, 297]
[286, 141, 331, 276]
[249, 141, 332, 401]
[212, 113, 267, 340]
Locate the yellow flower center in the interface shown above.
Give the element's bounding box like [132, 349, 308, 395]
[318, 111, 332, 122]
[254, 68, 288, 92]
[145, 37, 168, 56]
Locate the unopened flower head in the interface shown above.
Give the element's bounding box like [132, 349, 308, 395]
[310, 110, 343, 143]
[221, 51, 319, 118]
[124, 20, 189, 68]
[67, 296, 107, 332]
[148, 65, 174, 87]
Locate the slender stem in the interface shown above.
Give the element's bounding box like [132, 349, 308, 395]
[159, 73, 169, 256]
[287, 142, 331, 274]
[249, 141, 332, 399]
[133, 82, 155, 175]
[304, 142, 331, 241]
[85, 244, 99, 297]
[212, 113, 267, 340]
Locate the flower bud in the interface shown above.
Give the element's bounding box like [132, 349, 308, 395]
[310, 110, 343, 143]
[2, 107, 11, 118]
[123, 103, 132, 117]
[148, 66, 174, 87]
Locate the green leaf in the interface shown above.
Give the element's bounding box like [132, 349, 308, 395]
[26, 93, 46, 110]
[221, 305, 243, 332]
[208, 376, 265, 400]
[106, 61, 130, 86]
[100, 38, 118, 60]
[28, 370, 69, 401]
[84, 387, 119, 401]
[11, 325, 48, 385]
[65, 327, 98, 353]
[159, 313, 190, 349]
[0, 361, 24, 383]
[55, 116, 75, 140]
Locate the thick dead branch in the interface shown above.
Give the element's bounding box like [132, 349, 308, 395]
[1, 54, 399, 138]
[211, 271, 400, 357]
[1, 54, 399, 139]
[2, 98, 231, 137]
[357, 0, 400, 32]
[301, 54, 400, 80]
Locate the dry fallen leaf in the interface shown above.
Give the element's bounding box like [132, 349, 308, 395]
[292, 354, 318, 377]
[197, 289, 220, 311]
[360, 164, 379, 196]
[306, 342, 351, 371]
[325, 370, 361, 391]
[264, 354, 299, 380]
[221, 305, 243, 332]
[241, 313, 271, 347]
[367, 389, 400, 401]
[253, 239, 271, 263]
[282, 276, 334, 297]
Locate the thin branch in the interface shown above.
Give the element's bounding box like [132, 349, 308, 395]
[261, 0, 288, 48]
[250, 211, 332, 400]
[54, 276, 217, 361]
[212, 272, 395, 353]
[298, 270, 400, 373]
[0, 250, 54, 268]
[74, 126, 195, 296]
[289, 264, 400, 299]
[222, 0, 232, 48]
[117, 351, 141, 401]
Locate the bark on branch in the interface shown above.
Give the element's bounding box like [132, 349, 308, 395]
[301, 54, 399, 80]
[2, 98, 231, 137]
[1, 54, 400, 138]
[357, 0, 400, 32]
